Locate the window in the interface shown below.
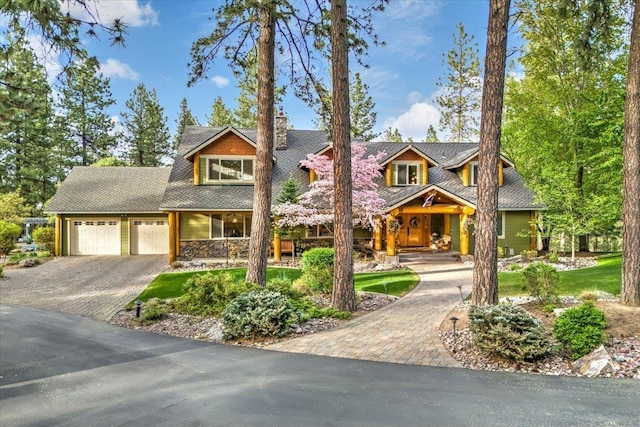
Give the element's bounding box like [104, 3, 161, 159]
[497, 211, 505, 239]
[156, 221, 164, 226]
[211, 213, 252, 238]
[133, 220, 142, 226]
[393, 162, 423, 185]
[206, 157, 254, 183]
[470, 161, 479, 186]
[306, 224, 333, 238]
[97, 221, 106, 226]
[108, 221, 117, 226]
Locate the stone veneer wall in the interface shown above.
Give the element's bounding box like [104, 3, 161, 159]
[179, 237, 373, 260]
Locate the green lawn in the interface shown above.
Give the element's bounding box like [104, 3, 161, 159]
[498, 254, 622, 297]
[134, 267, 419, 303]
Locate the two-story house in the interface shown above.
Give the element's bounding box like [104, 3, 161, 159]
[46, 113, 540, 263]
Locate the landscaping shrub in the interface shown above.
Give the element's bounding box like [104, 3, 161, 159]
[0, 220, 20, 257]
[267, 276, 302, 300]
[553, 302, 607, 360]
[509, 263, 522, 271]
[579, 290, 598, 303]
[521, 262, 560, 305]
[497, 246, 504, 258]
[300, 247, 334, 294]
[222, 290, 293, 339]
[170, 261, 183, 269]
[520, 249, 538, 262]
[546, 250, 559, 263]
[32, 227, 55, 252]
[468, 304, 550, 362]
[178, 271, 258, 316]
[0, 264, 3, 277]
[142, 299, 168, 321]
[38, 250, 52, 258]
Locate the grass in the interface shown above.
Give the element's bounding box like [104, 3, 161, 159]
[354, 269, 420, 297]
[498, 254, 622, 297]
[133, 267, 420, 303]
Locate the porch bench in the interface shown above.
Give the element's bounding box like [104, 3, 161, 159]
[269, 240, 294, 256]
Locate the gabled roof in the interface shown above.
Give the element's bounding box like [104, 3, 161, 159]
[378, 144, 439, 167]
[441, 146, 515, 169]
[181, 126, 277, 163]
[46, 167, 171, 214]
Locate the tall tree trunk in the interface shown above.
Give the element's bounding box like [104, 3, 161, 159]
[331, 0, 356, 311]
[472, 0, 510, 306]
[622, 3, 640, 306]
[246, 3, 275, 286]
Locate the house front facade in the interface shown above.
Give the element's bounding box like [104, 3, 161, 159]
[47, 114, 540, 262]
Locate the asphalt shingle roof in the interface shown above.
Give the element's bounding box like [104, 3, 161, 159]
[46, 166, 171, 214]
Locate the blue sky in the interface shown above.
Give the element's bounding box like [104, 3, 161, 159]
[57, 0, 495, 141]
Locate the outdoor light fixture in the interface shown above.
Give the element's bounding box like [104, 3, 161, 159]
[450, 316, 459, 335]
[457, 284, 464, 302]
[135, 300, 142, 318]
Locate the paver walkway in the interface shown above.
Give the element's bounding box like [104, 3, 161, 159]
[0, 256, 166, 321]
[267, 261, 472, 367]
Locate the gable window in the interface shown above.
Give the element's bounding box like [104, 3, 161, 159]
[470, 161, 479, 186]
[393, 162, 423, 185]
[497, 211, 505, 239]
[206, 157, 254, 183]
[211, 213, 252, 238]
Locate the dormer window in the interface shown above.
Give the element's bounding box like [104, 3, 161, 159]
[205, 156, 254, 183]
[393, 162, 423, 185]
[470, 161, 479, 186]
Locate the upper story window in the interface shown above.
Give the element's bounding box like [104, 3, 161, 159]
[470, 161, 479, 186]
[206, 156, 254, 183]
[393, 162, 423, 185]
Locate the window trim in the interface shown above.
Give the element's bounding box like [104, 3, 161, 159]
[210, 213, 252, 239]
[497, 211, 505, 239]
[392, 161, 423, 186]
[203, 155, 255, 183]
[470, 161, 479, 186]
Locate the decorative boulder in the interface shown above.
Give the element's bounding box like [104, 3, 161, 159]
[19, 259, 35, 268]
[572, 345, 620, 377]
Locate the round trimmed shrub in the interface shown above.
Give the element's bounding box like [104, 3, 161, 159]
[32, 226, 55, 252]
[521, 262, 560, 305]
[299, 247, 334, 294]
[178, 271, 258, 316]
[222, 290, 293, 339]
[0, 220, 20, 256]
[469, 304, 550, 362]
[553, 302, 607, 360]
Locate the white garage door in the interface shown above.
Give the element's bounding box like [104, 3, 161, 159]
[130, 218, 169, 255]
[70, 219, 121, 255]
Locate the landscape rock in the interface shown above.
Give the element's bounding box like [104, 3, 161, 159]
[19, 259, 35, 268]
[572, 345, 620, 377]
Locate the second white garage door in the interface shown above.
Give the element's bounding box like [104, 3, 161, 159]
[130, 218, 169, 254]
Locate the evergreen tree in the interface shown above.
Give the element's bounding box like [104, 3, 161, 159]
[121, 84, 171, 167]
[207, 96, 234, 127]
[381, 127, 403, 142]
[0, 23, 63, 212]
[58, 56, 117, 166]
[174, 97, 200, 149]
[435, 22, 482, 142]
[424, 125, 440, 142]
[276, 175, 300, 204]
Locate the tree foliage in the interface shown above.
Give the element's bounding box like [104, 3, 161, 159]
[0, 191, 31, 224]
[424, 125, 440, 142]
[173, 97, 200, 149]
[380, 127, 403, 142]
[121, 84, 172, 167]
[435, 22, 482, 142]
[207, 96, 234, 127]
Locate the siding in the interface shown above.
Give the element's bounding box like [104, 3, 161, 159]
[180, 213, 210, 240]
[500, 210, 534, 254]
[200, 133, 256, 156]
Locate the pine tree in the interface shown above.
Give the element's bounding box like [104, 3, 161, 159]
[436, 22, 482, 142]
[58, 56, 117, 166]
[207, 96, 233, 127]
[424, 125, 440, 142]
[381, 127, 403, 142]
[121, 84, 171, 167]
[174, 97, 200, 149]
[276, 175, 300, 204]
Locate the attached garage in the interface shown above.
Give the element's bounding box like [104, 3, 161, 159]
[69, 218, 121, 255]
[130, 218, 169, 254]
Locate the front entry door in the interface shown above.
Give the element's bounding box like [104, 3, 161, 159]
[401, 214, 424, 247]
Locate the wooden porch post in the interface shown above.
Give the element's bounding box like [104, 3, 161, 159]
[194, 153, 200, 185]
[273, 228, 281, 261]
[175, 212, 180, 257]
[168, 212, 176, 264]
[386, 216, 396, 256]
[459, 206, 475, 256]
[444, 214, 451, 235]
[374, 217, 382, 251]
[54, 215, 62, 256]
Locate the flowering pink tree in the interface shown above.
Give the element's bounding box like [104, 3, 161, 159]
[273, 144, 387, 230]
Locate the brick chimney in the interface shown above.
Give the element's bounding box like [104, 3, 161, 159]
[274, 108, 288, 151]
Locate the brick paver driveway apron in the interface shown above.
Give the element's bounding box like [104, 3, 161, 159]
[0, 256, 166, 321]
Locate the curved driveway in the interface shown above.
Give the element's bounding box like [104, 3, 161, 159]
[268, 262, 472, 367]
[0, 256, 166, 321]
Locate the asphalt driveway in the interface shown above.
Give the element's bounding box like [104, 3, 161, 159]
[0, 256, 166, 320]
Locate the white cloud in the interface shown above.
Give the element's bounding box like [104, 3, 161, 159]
[211, 75, 230, 88]
[62, 1, 159, 27]
[407, 91, 422, 104]
[100, 58, 140, 80]
[383, 102, 440, 141]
